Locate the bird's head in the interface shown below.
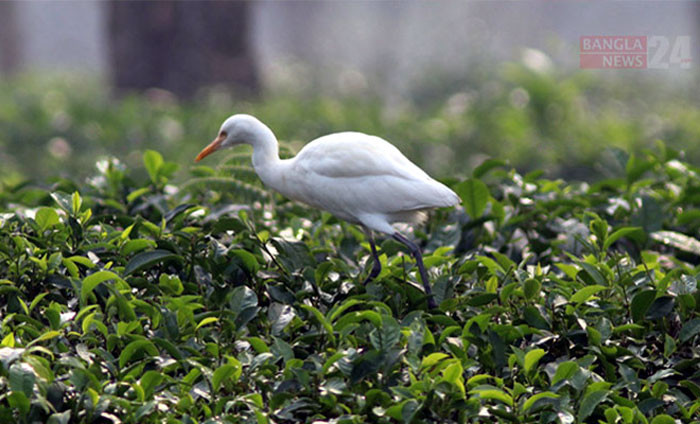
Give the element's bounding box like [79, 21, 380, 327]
[195, 114, 264, 162]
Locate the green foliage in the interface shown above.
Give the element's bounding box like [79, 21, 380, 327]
[2, 140, 700, 423]
[456, 178, 490, 218]
[2, 70, 700, 184]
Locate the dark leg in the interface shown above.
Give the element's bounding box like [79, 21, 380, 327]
[363, 233, 382, 285]
[393, 232, 437, 309]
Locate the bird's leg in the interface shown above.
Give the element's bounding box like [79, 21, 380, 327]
[393, 232, 437, 309]
[363, 233, 382, 285]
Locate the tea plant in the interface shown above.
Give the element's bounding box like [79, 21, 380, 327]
[1, 143, 699, 423]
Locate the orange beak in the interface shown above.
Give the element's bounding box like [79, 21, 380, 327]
[195, 133, 226, 162]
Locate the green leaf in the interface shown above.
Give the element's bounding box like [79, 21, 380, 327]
[551, 361, 579, 385]
[195, 317, 218, 331]
[631, 290, 656, 322]
[119, 340, 159, 368]
[456, 178, 489, 218]
[677, 209, 700, 226]
[570, 285, 606, 304]
[81, 271, 122, 305]
[50, 192, 73, 214]
[134, 401, 156, 420]
[650, 231, 700, 256]
[467, 293, 498, 306]
[7, 391, 30, 415]
[35, 207, 59, 231]
[523, 279, 541, 300]
[369, 315, 400, 352]
[47, 410, 71, 424]
[556, 263, 579, 279]
[29, 292, 49, 312]
[122, 239, 157, 256]
[246, 337, 269, 353]
[212, 360, 241, 392]
[71, 191, 82, 215]
[466, 374, 494, 387]
[589, 217, 608, 246]
[27, 331, 61, 347]
[469, 388, 513, 406]
[300, 304, 335, 345]
[140, 371, 164, 398]
[66, 255, 95, 268]
[604, 227, 642, 250]
[679, 318, 700, 343]
[651, 381, 668, 398]
[578, 262, 607, 286]
[159, 161, 179, 178]
[229, 286, 259, 319]
[524, 349, 546, 373]
[442, 361, 465, 396]
[650, 415, 675, 424]
[485, 275, 498, 293]
[491, 251, 514, 271]
[328, 298, 364, 323]
[350, 350, 382, 383]
[322, 352, 346, 374]
[386, 400, 414, 421]
[232, 249, 260, 273]
[680, 380, 700, 398]
[664, 333, 676, 357]
[1, 332, 14, 347]
[626, 153, 654, 185]
[578, 390, 608, 421]
[523, 305, 549, 329]
[182, 368, 201, 386]
[124, 249, 180, 275]
[164, 203, 195, 223]
[10, 363, 35, 397]
[144, 150, 163, 183]
[522, 392, 559, 412]
[62, 258, 79, 278]
[127, 187, 151, 203]
[421, 352, 450, 369]
[632, 195, 663, 233]
[158, 274, 183, 295]
[646, 296, 674, 320]
[401, 399, 420, 423]
[473, 158, 507, 178]
[613, 323, 644, 334]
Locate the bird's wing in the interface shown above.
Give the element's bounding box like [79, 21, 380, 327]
[288, 132, 459, 214]
[293, 132, 430, 180]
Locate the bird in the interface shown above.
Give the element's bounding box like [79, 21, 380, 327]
[195, 114, 460, 308]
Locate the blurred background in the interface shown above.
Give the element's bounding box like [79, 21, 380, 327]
[0, 1, 699, 182]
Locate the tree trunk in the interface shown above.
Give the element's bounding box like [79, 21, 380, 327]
[107, 1, 258, 98]
[0, 2, 21, 74]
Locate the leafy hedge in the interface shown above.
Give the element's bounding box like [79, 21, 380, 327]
[1, 143, 700, 423]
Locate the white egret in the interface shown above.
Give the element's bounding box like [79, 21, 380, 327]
[195, 114, 459, 308]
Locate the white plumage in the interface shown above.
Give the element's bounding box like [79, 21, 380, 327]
[195, 114, 460, 308]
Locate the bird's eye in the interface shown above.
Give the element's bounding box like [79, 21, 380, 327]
[219, 131, 227, 139]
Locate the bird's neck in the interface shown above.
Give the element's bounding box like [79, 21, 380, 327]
[249, 123, 280, 170]
[248, 123, 284, 191]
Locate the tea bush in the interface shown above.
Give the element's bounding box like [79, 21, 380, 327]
[1, 141, 699, 423]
